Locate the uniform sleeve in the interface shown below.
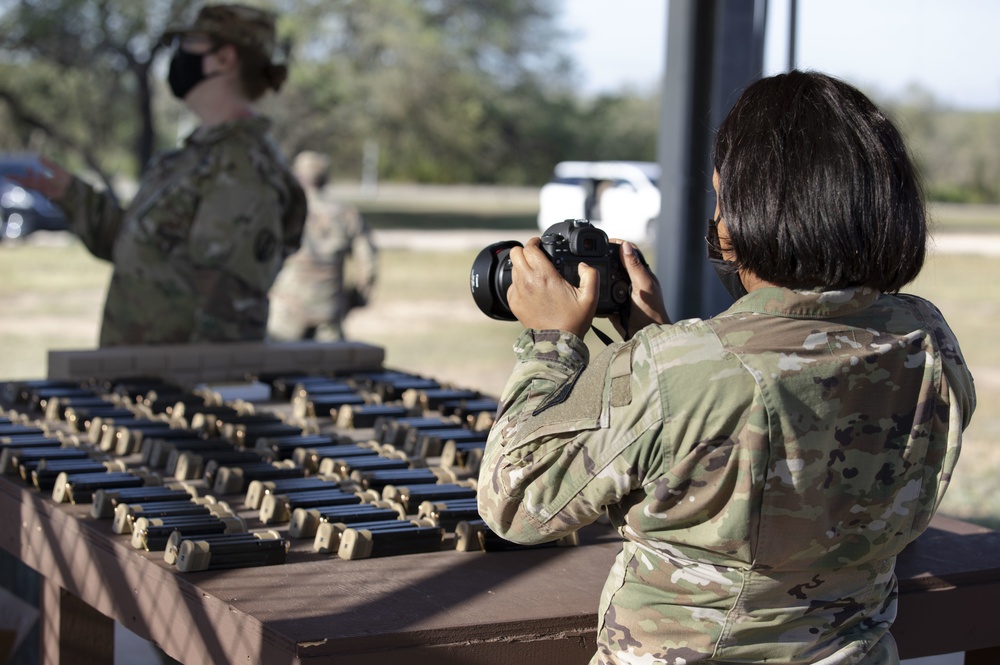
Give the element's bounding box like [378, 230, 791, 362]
[349, 211, 378, 295]
[477, 328, 664, 544]
[186, 162, 290, 342]
[903, 296, 977, 515]
[58, 176, 125, 261]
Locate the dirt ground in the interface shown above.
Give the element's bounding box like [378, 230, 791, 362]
[0, 229, 531, 394]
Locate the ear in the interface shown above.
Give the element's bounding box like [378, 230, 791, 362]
[210, 43, 240, 73]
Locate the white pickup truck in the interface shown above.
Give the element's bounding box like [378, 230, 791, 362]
[536, 160, 661, 245]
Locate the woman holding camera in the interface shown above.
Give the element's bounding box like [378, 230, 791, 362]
[477, 71, 976, 664]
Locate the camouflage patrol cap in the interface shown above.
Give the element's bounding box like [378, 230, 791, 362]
[163, 4, 277, 61]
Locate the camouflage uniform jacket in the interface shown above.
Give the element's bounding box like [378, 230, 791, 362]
[267, 188, 377, 340]
[59, 116, 306, 346]
[478, 286, 976, 665]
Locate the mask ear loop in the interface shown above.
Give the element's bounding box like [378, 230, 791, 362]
[706, 216, 723, 261]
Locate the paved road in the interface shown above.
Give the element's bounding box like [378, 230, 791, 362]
[373, 229, 1000, 256]
[16, 228, 1000, 256]
[928, 232, 1000, 256]
[372, 229, 534, 251]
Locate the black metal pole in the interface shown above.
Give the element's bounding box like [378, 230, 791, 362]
[788, 0, 798, 70]
[656, 0, 769, 320]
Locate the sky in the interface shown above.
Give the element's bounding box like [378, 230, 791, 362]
[559, 0, 1000, 110]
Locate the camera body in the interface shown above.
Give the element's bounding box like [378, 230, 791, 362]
[470, 219, 631, 321]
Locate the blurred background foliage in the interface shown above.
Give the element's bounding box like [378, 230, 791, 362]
[0, 0, 994, 202]
[0, 0, 658, 193]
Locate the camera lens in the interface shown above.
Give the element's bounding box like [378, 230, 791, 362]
[469, 240, 522, 321]
[471, 220, 631, 324]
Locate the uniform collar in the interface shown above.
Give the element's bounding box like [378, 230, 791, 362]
[724, 286, 881, 320]
[184, 115, 270, 146]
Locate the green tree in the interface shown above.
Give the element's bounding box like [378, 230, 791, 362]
[886, 85, 1000, 204]
[266, 0, 587, 184]
[0, 0, 661, 189]
[0, 0, 202, 197]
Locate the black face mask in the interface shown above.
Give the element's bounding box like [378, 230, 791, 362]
[709, 258, 749, 301]
[706, 216, 749, 301]
[167, 47, 219, 100]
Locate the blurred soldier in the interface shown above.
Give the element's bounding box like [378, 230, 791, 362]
[268, 151, 378, 341]
[14, 3, 306, 346]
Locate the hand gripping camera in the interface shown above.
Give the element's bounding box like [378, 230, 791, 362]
[470, 219, 631, 321]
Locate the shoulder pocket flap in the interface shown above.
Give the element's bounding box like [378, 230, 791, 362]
[526, 344, 618, 431]
[609, 343, 634, 408]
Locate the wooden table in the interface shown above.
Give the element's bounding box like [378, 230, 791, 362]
[2, 473, 999, 665]
[2, 340, 998, 664]
[1, 471, 617, 664]
[893, 514, 1000, 663]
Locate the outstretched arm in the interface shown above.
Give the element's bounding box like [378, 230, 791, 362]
[10, 156, 124, 261]
[8, 156, 72, 202]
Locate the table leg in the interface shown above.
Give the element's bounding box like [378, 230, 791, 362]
[39, 578, 113, 665]
[966, 646, 1000, 665]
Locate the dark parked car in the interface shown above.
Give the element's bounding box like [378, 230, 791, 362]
[0, 153, 69, 241]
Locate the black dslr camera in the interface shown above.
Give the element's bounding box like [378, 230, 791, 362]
[470, 219, 631, 321]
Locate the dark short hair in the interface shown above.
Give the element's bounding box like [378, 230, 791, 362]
[712, 70, 926, 292]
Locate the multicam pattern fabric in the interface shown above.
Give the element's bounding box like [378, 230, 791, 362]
[60, 116, 305, 346]
[478, 286, 976, 664]
[267, 189, 377, 341]
[163, 3, 278, 60]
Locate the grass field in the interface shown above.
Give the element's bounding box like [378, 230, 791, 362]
[1, 197, 998, 530]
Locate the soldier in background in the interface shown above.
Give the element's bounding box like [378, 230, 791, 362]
[268, 151, 378, 342]
[13, 3, 305, 346]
